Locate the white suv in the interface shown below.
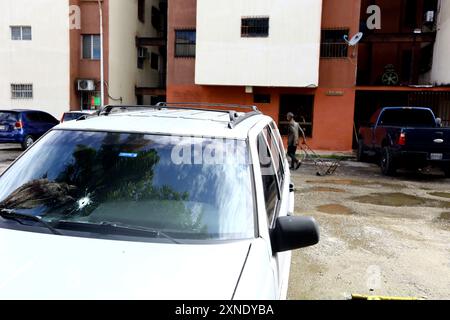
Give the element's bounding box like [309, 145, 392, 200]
[0, 103, 319, 300]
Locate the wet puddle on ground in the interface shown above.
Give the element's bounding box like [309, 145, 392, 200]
[317, 204, 353, 215]
[439, 212, 450, 221]
[352, 193, 450, 208]
[429, 192, 450, 199]
[306, 187, 346, 193]
[305, 179, 404, 189]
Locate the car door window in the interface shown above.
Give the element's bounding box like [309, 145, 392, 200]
[40, 112, 57, 124]
[25, 112, 40, 122]
[257, 132, 281, 227]
[266, 124, 286, 185]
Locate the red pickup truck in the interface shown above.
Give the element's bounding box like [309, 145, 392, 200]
[358, 107, 450, 176]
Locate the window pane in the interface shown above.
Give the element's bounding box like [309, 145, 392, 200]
[265, 127, 285, 183]
[22, 27, 32, 40]
[175, 30, 196, 57]
[241, 18, 269, 37]
[92, 35, 101, 60]
[257, 133, 279, 225]
[82, 35, 92, 59]
[11, 27, 21, 40]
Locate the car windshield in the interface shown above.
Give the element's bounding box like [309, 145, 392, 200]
[0, 130, 254, 241]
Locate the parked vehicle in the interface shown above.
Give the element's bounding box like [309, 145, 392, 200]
[0, 109, 59, 150]
[60, 110, 98, 123]
[358, 107, 450, 176]
[0, 103, 319, 299]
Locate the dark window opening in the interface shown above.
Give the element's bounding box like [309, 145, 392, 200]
[175, 30, 196, 58]
[241, 17, 269, 38]
[254, 94, 271, 104]
[279, 95, 314, 138]
[151, 53, 159, 70]
[321, 29, 349, 58]
[404, 0, 418, 28]
[151, 6, 161, 31]
[138, 0, 145, 23]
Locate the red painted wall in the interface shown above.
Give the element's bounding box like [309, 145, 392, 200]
[167, 0, 361, 151]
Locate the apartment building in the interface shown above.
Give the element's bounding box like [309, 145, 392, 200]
[0, 0, 70, 117]
[167, 0, 450, 151]
[0, 0, 166, 117]
[70, 0, 167, 110]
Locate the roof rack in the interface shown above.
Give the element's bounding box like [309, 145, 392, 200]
[97, 103, 262, 129]
[156, 102, 259, 112]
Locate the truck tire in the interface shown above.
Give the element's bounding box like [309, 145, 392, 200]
[380, 146, 396, 176]
[357, 140, 367, 162]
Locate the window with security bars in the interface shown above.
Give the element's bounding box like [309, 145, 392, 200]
[175, 30, 196, 58]
[241, 17, 269, 37]
[320, 29, 349, 58]
[11, 84, 33, 99]
[10, 26, 32, 40]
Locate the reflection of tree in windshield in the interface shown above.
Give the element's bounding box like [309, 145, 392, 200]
[1, 132, 205, 234]
[0, 179, 76, 210]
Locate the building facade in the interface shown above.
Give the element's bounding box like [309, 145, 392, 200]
[167, 0, 450, 151]
[1, 0, 166, 117]
[0, 0, 70, 117]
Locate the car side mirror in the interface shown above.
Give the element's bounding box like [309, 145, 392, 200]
[271, 216, 320, 253]
[436, 118, 442, 128]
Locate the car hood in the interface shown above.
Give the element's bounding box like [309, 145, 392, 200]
[0, 228, 252, 300]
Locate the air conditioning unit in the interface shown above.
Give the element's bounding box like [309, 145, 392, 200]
[77, 79, 95, 91]
[138, 47, 148, 59]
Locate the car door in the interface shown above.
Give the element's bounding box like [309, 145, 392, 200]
[23, 112, 41, 137]
[373, 110, 386, 150]
[256, 125, 291, 299]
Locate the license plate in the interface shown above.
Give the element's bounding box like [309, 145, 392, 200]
[0, 125, 7, 131]
[430, 153, 443, 160]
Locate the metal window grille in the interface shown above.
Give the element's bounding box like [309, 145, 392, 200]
[10, 26, 32, 40]
[320, 29, 349, 58]
[175, 30, 196, 58]
[11, 84, 33, 99]
[408, 91, 450, 127]
[241, 17, 269, 37]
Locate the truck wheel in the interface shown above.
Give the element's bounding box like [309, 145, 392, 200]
[21, 135, 34, 150]
[357, 140, 367, 162]
[380, 147, 396, 176]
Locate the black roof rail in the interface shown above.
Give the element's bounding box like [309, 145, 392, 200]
[156, 102, 259, 112]
[99, 105, 159, 116]
[98, 103, 263, 129]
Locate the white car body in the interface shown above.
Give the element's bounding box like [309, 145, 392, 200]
[0, 105, 315, 300]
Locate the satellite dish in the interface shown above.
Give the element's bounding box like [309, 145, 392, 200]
[344, 32, 364, 46]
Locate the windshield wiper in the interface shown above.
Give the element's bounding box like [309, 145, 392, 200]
[55, 220, 182, 244]
[0, 208, 63, 236]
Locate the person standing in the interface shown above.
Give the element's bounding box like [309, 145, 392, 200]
[286, 112, 305, 170]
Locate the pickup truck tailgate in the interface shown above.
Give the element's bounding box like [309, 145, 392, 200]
[403, 128, 450, 153]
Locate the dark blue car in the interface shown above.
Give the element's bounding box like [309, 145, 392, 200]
[0, 109, 59, 150]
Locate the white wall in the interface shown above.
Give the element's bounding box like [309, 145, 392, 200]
[108, 0, 161, 105]
[195, 0, 323, 88]
[431, 0, 450, 85]
[0, 0, 70, 118]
